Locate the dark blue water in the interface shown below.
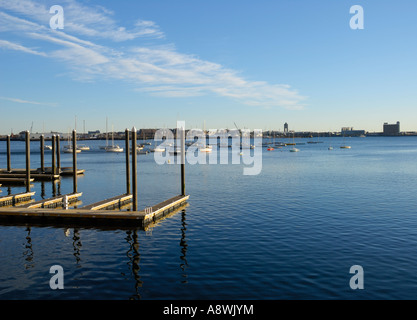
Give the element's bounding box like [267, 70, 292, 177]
[1, 136, 417, 299]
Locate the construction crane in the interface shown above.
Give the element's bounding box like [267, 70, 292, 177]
[234, 122, 242, 136]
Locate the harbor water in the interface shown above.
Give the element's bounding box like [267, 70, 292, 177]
[1, 136, 417, 299]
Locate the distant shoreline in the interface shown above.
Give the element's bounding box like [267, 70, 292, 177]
[1, 131, 416, 141]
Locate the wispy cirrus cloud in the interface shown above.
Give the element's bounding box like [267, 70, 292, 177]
[0, 96, 57, 107]
[0, 39, 46, 56]
[0, 0, 306, 109]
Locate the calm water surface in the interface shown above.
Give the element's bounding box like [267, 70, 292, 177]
[1, 136, 417, 299]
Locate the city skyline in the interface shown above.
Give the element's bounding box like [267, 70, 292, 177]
[1, 0, 417, 134]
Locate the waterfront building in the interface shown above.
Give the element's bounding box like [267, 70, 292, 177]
[383, 121, 400, 136]
[341, 127, 366, 137]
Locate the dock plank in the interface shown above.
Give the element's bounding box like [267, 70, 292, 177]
[0, 178, 34, 184]
[0, 192, 35, 207]
[0, 173, 60, 181]
[82, 194, 132, 210]
[18, 193, 83, 209]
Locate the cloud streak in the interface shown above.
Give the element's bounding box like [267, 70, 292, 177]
[0, 96, 57, 107]
[0, 39, 46, 56]
[0, 0, 306, 109]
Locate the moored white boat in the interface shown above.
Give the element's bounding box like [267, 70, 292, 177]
[63, 147, 81, 153]
[106, 124, 124, 152]
[77, 144, 90, 151]
[106, 145, 124, 152]
[199, 145, 212, 152]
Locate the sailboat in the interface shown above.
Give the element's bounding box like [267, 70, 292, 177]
[198, 121, 212, 153]
[106, 125, 124, 152]
[328, 131, 334, 150]
[41, 124, 52, 150]
[289, 131, 299, 152]
[100, 117, 109, 150]
[77, 144, 90, 151]
[63, 131, 81, 153]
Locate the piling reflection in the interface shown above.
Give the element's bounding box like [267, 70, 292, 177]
[23, 227, 34, 269]
[41, 181, 45, 199]
[180, 209, 188, 284]
[72, 228, 82, 266]
[125, 229, 143, 299]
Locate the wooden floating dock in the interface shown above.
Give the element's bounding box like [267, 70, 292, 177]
[0, 178, 34, 185]
[0, 191, 36, 207]
[59, 167, 85, 176]
[0, 173, 60, 181]
[140, 195, 190, 226]
[0, 194, 189, 227]
[17, 192, 82, 209]
[82, 194, 132, 210]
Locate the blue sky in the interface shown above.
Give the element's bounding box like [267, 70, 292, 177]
[0, 0, 416, 134]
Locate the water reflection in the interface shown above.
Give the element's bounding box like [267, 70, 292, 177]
[180, 209, 188, 284]
[23, 227, 34, 269]
[125, 229, 143, 299]
[0, 200, 189, 299]
[72, 228, 82, 267]
[41, 181, 45, 199]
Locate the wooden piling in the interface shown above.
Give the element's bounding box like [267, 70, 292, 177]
[52, 135, 56, 175]
[56, 135, 61, 173]
[180, 126, 186, 196]
[25, 131, 30, 193]
[6, 135, 11, 172]
[131, 127, 138, 211]
[72, 130, 78, 194]
[125, 129, 130, 195]
[40, 135, 45, 173]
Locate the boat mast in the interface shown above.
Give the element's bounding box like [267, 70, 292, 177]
[106, 117, 109, 147]
[112, 124, 115, 147]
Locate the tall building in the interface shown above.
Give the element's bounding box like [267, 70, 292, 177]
[284, 122, 288, 133]
[383, 121, 400, 135]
